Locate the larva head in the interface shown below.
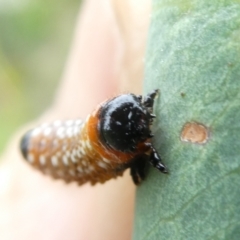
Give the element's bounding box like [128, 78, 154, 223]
[98, 93, 156, 153]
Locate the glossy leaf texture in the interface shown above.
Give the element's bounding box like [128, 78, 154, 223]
[134, 1, 240, 239]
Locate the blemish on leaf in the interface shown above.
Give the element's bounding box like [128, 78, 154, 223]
[181, 122, 209, 144]
[181, 92, 186, 97]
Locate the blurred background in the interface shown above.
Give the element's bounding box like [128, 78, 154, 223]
[0, 0, 81, 153]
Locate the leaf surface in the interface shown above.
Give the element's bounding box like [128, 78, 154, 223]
[134, 1, 240, 239]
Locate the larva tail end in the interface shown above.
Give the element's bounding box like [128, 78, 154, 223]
[20, 130, 32, 159]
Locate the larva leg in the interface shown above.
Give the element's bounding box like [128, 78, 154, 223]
[149, 147, 168, 173]
[143, 89, 159, 109]
[130, 156, 147, 185]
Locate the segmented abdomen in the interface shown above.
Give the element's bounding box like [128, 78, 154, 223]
[20, 116, 126, 185]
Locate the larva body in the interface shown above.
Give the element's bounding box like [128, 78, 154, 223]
[20, 90, 167, 185]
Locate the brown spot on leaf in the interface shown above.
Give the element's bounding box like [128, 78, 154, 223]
[181, 122, 209, 144]
[181, 92, 186, 97]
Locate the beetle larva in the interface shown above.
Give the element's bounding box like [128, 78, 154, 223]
[20, 90, 167, 185]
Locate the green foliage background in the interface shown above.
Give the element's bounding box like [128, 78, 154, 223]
[0, 0, 81, 153]
[134, 0, 240, 239]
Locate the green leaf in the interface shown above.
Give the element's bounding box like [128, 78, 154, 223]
[134, 1, 240, 239]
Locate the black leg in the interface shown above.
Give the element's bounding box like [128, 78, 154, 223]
[143, 89, 159, 109]
[130, 156, 148, 185]
[149, 147, 168, 173]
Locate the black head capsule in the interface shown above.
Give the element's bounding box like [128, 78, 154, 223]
[98, 94, 153, 153]
[98, 90, 168, 183]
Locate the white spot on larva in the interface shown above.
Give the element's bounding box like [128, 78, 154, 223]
[39, 155, 46, 165]
[81, 140, 86, 148]
[75, 119, 82, 125]
[66, 127, 73, 138]
[85, 114, 90, 123]
[56, 127, 65, 139]
[77, 166, 83, 173]
[128, 111, 133, 119]
[53, 120, 62, 127]
[86, 140, 92, 150]
[80, 148, 86, 155]
[27, 153, 34, 163]
[51, 156, 58, 167]
[73, 126, 80, 135]
[76, 150, 82, 158]
[98, 161, 108, 169]
[115, 121, 122, 126]
[32, 128, 41, 136]
[71, 153, 77, 163]
[62, 155, 68, 166]
[43, 127, 52, 136]
[66, 120, 74, 126]
[102, 157, 111, 164]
